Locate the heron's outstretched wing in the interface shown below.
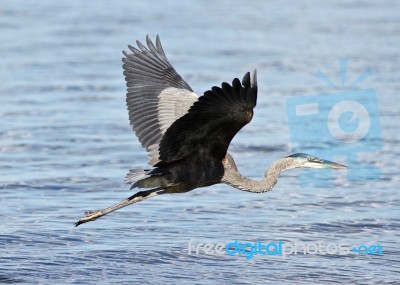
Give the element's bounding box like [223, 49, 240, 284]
[156, 70, 257, 167]
[123, 35, 198, 165]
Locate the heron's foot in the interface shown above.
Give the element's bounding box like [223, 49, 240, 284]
[84, 210, 97, 217]
[75, 210, 103, 227]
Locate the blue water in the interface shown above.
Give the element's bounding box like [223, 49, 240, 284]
[1, 1, 399, 284]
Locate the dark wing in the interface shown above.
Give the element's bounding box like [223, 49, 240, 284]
[155, 70, 257, 167]
[123, 35, 198, 165]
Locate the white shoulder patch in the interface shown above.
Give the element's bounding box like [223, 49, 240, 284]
[157, 87, 198, 135]
[144, 87, 197, 165]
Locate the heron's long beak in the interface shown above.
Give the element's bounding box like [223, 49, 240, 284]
[321, 159, 347, 169]
[303, 158, 347, 169]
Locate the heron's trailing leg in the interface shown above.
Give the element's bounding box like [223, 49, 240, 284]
[75, 188, 165, 227]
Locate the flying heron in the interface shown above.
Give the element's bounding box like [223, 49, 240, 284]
[75, 35, 346, 226]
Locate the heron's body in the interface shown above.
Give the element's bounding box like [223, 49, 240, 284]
[129, 155, 225, 193]
[75, 35, 345, 226]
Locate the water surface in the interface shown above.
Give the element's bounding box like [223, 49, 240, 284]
[1, 1, 399, 284]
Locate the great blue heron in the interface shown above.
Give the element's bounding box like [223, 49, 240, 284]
[75, 35, 346, 227]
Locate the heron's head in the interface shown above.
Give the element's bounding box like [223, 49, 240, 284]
[286, 153, 346, 169]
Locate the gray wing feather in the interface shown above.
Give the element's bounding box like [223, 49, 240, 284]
[123, 35, 198, 165]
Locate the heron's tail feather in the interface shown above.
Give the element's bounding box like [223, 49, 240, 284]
[125, 168, 169, 189]
[124, 169, 150, 184]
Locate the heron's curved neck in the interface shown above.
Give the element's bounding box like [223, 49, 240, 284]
[222, 157, 295, 193]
